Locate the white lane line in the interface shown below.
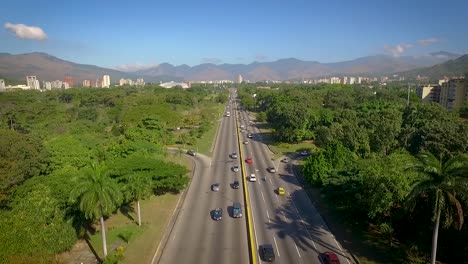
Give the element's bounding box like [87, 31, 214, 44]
[266, 210, 271, 223]
[346, 258, 351, 264]
[261, 191, 265, 203]
[275, 194, 280, 204]
[289, 198, 317, 250]
[334, 238, 343, 251]
[294, 243, 301, 258]
[269, 177, 272, 184]
[273, 236, 280, 257]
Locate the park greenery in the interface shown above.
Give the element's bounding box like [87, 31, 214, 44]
[0, 84, 228, 263]
[238, 83, 468, 264]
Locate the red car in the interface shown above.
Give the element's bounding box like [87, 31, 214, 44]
[246, 158, 253, 164]
[322, 252, 340, 264]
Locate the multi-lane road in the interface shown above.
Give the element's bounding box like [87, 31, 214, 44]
[156, 89, 353, 264]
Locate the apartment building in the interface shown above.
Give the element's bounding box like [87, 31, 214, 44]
[440, 78, 466, 110]
[416, 84, 441, 103]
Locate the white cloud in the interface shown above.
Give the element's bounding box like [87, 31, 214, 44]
[4, 22, 47, 40]
[115, 63, 158, 72]
[384, 43, 413, 57]
[418, 38, 441, 46]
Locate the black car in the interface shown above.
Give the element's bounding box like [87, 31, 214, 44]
[186, 150, 197, 156]
[232, 180, 240, 189]
[260, 244, 275, 262]
[212, 208, 223, 221]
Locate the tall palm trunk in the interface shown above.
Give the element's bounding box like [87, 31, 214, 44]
[430, 198, 441, 264]
[100, 210, 108, 257]
[137, 200, 142, 226]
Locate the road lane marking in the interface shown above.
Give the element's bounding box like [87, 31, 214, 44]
[273, 236, 280, 257]
[295, 243, 301, 258]
[275, 194, 280, 204]
[269, 177, 272, 184]
[266, 210, 270, 223]
[261, 191, 265, 202]
[334, 238, 343, 251]
[289, 198, 317, 250]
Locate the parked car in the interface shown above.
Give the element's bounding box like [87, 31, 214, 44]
[186, 150, 197, 156]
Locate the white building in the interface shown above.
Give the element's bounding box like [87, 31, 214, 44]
[43, 81, 52, 90]
[238, 74, 243, 84]
[330, 77, 341, 84]
[349, 77, 356, 85]
[0, 79, 4, 92]
[160, 81, 189, 89]
[102, 75, 110, 88]
[119, 78, 126, 86]
[52, 80, 63, 89]
[26, 76, 40, 90]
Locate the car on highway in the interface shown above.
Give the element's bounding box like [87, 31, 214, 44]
[267, 167, 276, 173]
[243, 140, 249, 144]
[186, 150, 197, 156]
[260, 244, 275, 262]
[249, 174, 257, 182]
[246, 158, 253, 164]
[240, 125, 245, 129]
[212, 208, 223, 221]
[281, 157, 288, 163]
[232, 165, 239, 172]
[211, 183, 220, 192]
[277, 187, 285, 195]
[321, 252, 341, 264]
[232, 202, 243, 218]
[231, 152, 238, 159]
[247, 133, 253, 138]
[232, 180, 240, 189]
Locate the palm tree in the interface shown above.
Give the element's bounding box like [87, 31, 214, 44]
[124, 174, 152, 226]
[71, 162, 123, 257]
[406, 152, 468, 264]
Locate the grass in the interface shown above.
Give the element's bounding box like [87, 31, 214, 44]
[191, 104, 225, 156]
[84, 154, 193, 263]
[87, 194, 180, 263]
[254, 121, 318, 158]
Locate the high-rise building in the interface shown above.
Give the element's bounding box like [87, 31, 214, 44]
[416, 84, 441, 103]
[238, 74, 243, 84]
[342, 76, 348, 84]
[94, 79, 102, 88]
[26, 76, 40, 90]
[102, 75, 110, 88]
[64, 76, 74, 87]
[0, 79, 5, 92]
[349, 77, 356, 84]
[82, 80, 91, 87]
[43, 81, 52, 90]
[440, 79, 466, 110]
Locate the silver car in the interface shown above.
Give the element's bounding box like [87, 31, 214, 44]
[211, 183, 220, 192]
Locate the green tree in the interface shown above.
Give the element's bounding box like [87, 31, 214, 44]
[71, 162, 123, 257]
[406, 152, 468, 264]
[124, 174, 152, 226]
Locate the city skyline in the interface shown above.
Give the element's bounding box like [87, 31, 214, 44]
[1, 0, 468, 70]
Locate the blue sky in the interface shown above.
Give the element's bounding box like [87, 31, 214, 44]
[1, 0, 467, 70]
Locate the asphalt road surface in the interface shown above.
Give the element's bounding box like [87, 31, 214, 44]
[237, 101, 353, 264]
[156, 97, 249, 264]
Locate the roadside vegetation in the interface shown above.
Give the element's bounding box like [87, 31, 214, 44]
[238, 83, 468, 264]
[0, 84, 228, 263]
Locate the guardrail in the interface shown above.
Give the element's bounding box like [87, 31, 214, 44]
[235, 102, 257, 264]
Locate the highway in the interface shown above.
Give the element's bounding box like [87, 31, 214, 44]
[156, 97, 249, 264]
[237, 98, 353, 263]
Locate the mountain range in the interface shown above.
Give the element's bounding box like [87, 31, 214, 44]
[0, 51, 463, 84]
[398, 54, 468, 79]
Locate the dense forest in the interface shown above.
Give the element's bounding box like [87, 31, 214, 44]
[238, 83, 468, 264]
[0, 84, 228, 263]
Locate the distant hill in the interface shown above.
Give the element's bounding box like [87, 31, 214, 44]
[134, 53, 459, 81]
[0, 52, 181, 85]
[0, 52, 460, 83]
[398, 54, 468, 79]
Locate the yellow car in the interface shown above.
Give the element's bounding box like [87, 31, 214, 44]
[277, 187, 285, 196]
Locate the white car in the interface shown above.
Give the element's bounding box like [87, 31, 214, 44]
[249, 174, 257, 182]
[243, 140, 249, 144]
[232, 165, 239, 172]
